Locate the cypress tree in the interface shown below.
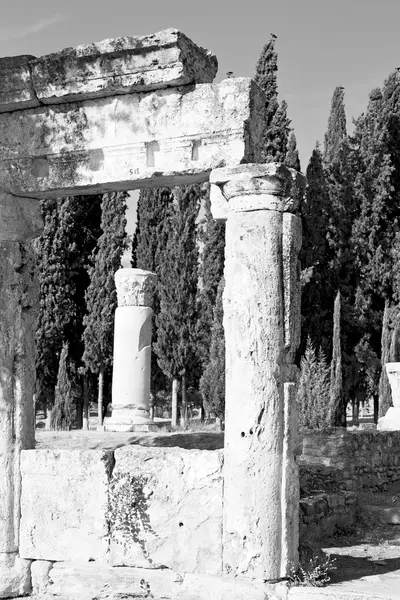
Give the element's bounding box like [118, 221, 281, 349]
[324, 87, 360, 413]
[50, 343, 74, 431]
[196, 190, 225, 372]
[330, 291, 344, 426]
[379, 302, 392, 418]
[199, 277, 225, 428]
[300, 143, 332, 355]
[82, 192, 128, 427]
[154, 185, 200, 428]
[285, 132, 301, 171]
[254, 35, 291, 163]
[35, 195, 102, 422]
[324, 87, 347, 164]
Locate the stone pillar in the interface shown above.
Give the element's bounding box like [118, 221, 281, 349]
[105, 268, 157, 432]
[378, 362, 400, 430]
[209, 164, 305, 581]
[0, 193, 43, 597]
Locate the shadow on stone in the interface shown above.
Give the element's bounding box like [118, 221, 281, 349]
[126, 432, 224, 451]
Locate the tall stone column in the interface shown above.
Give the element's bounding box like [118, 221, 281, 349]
[210, 164, 304, 581]
[105, 268, 157, 432]
[0, 193, 43, 597]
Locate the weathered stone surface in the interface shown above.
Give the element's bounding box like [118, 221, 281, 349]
[0, 55, 39, 113]
[0, 78, 264, 197]
[0, 243, 38, 555]
[109, 446, 223, 575]
[31, 560, 53, 595]
[0, 193, 43, 242]
[211, 164, 302, 580]
[44, 563, 282, 600]
[0, 553, 31, 599]
[115, 268, 156, 307]
[210, 163, 304, 214]
[30, 29, 217, 105]
[106, 305, 153, 429]
[222, 207, 285, 579]
[19, 450, 114, 561]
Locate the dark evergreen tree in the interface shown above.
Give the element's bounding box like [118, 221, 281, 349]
[254, 35, 290, 162]
[300, 143, 333, 355]
[35, 195, 102, 421]
[199, 278, 225, 428]
[82, 192, 128, 426]
[196, 189, 225, 371]
[154, 185, 200, 428]
[285, 132, 301, 171]
[131, 187, 174, 402]
[50, 342, 73, 431]
[324, 87, 347, 164]
[330, 291, 344, 426]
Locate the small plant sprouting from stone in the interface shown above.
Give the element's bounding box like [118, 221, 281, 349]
[288, 547, 336, 587]
[106, 472, 157, 561]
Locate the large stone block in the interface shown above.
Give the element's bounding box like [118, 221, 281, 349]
[29, 29, 217, 105]
[0, 56, 39, 113]
[0, 30, 217, 113]
[0, 78, 264, 197]
[45, 563, 280, 600]
[108, 446, 223, 575]
[19, 450, 114, 562]
[0, 553, 31, 599]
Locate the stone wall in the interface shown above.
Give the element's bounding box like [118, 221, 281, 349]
[299, 491, 358, 543]
[301, 430, 400, 492]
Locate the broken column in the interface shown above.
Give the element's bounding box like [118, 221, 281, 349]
[378, 362, 400, 430]
[0, 192, 43, 598]
[105, 268, 157, 432]
[210, 163, 304, 581]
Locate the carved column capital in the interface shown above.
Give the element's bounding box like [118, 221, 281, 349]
[209, 163, 305, 220]
[114, 268, 156, 308]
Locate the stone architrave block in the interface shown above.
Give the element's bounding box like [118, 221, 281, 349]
[108, 446, 223, 575]
[0, 55, 39, 113]
[29, 29, 218, 105]
[19, 450, 114, 562]
[0, 78, 264, 197]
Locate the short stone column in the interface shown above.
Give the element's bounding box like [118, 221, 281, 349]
[378, 362, 400, 430]
[210, 164, 305, 581]
[0, 192, 43, 596]
[105, 268, 157, 432]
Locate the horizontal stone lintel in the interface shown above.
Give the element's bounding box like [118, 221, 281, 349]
[0, 28, 217, 112]
[0, 78, 264, 198]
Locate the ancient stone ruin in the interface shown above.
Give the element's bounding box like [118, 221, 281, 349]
[0, 28, 304, 599]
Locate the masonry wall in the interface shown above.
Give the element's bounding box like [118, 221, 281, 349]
[300, 430, 400, 492]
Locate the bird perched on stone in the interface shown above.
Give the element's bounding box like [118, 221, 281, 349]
[226, 71, 234, 78]
[270, 33, 277, 39]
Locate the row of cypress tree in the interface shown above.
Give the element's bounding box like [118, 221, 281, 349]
[301, 69, 400, 425]
[35, 192, 128, 429]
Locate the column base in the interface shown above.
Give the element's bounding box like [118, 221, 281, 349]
[378, 407, 400, 431]
[103, 416, 167, 433]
